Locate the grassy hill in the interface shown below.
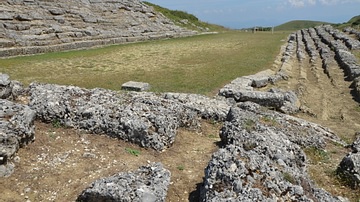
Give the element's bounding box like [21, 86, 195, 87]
[143, 1, 227, 32]
[275, 20, 331, 31]
[348, 15, 360, 25]
[335, 15, 360, 29]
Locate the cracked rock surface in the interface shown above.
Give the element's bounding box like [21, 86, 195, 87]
[201, 102, 347, 201]
[77, 162, 170, 202]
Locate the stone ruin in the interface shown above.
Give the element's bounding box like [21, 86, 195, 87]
[77, 162, 171, 202]
[0, 54, 355, 200]
[1, 1, 360, 200]
[0, 0, 197, 57]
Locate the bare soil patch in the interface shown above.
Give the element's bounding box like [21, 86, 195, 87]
[0, 121, 222, 202]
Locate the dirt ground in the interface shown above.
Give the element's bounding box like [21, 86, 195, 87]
[271, 47, 360, 201]
[0, 120, 222, 202]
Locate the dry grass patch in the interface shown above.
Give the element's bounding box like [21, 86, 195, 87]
[0, 31, 289, 95]
[305, 142, 359, 202]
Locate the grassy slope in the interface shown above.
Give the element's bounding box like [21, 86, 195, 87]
[348, 15, 360, 25]
[143, 1, 227, 32]
[0, 31, 289, 96]
[275, 20, 331, 31]
[335, 15, 360, 29]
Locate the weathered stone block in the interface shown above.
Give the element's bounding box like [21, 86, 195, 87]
[122, 81, 151, 92]
[77, 162, 170, 202]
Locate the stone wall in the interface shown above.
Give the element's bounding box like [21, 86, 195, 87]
[0, 0, 197, 57]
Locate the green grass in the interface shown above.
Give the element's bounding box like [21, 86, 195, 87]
[51, 119, 63, 128]
[243, 119, 256, 132]
[0, 31, 289, 96]
[304, 146, 330, 164]
[282, 172, 296, 184]
[348, 15, 360, 25]
[125, 148, 141, 156]
[335, 15, 360, 29]
[143, 1, 227, 32]
[176, 165, 185, 171]
[275, 20, 331, 31]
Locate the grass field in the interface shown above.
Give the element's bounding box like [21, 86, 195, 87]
[0, 31, 290, 96]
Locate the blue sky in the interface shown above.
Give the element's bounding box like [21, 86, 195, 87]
[144, 0, 360, 28]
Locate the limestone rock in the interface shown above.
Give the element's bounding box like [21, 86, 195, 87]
[352, 77, 360, 101]
[337, 153, 360, 189]
[29, 83, 185, 151]
[77, 162, 170, 202]
[219, 72, 299, 114]
[337, 137, 360, 189]
[122, 81, 151, 92]
[163, 92, 231, 121]
[201, 102, 347, 201]
[0, 0, 197, 57]
[0, 99, 36, 177]
[28, 83, 229, 151]
[315, 25, 360, 81]
[0, 73, 24, 100]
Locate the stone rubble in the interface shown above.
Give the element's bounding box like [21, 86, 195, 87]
[28, 82, 231, 151]
[28, 83, 194, 151]
[200, 102, 347, 202]
[296, 30, 306, 62]
[162, 92, 231, 121]
[284, 25, 360, 102]
[271, 33, 297, 82]
[337, 136, 360, 189]
[0, 99, 36, 177]
[0, 73, 24, 100]
[77, 162, 170, 202]
[316, 25, 360, 81]
[343, 27, 360, 40]
[302, 29, 319, 63]
[218, 69, 299, 114]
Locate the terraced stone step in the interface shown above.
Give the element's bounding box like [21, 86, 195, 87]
[0, 0, 197, 57]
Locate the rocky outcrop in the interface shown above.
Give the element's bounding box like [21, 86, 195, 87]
[218, 69, 299, 114]
[201, 102, 346, 201]
[0, 73, 24, 100]
[302, 29, 319, 63]
[163, 92, 230, 121]
[0, 99, 36, 177]
[343, 27, 360, 40]
[77, 162, 170, 202]
[28, 83, 230, 151]
[337, 137, 360, 189]
[329, 27, 360, 50]
[0, 0, 196, 57]
[316, 25, 360, 81]
[28, 83, 195, 151]
[352, 77, 360, 101]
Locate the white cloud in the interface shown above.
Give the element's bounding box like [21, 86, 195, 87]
[288, 0, 305, 7]
[308, 0, 316, 5]
[288, 0, 360, 7]
[319, 0, 339, 5]
[287, 0, 315, 7]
